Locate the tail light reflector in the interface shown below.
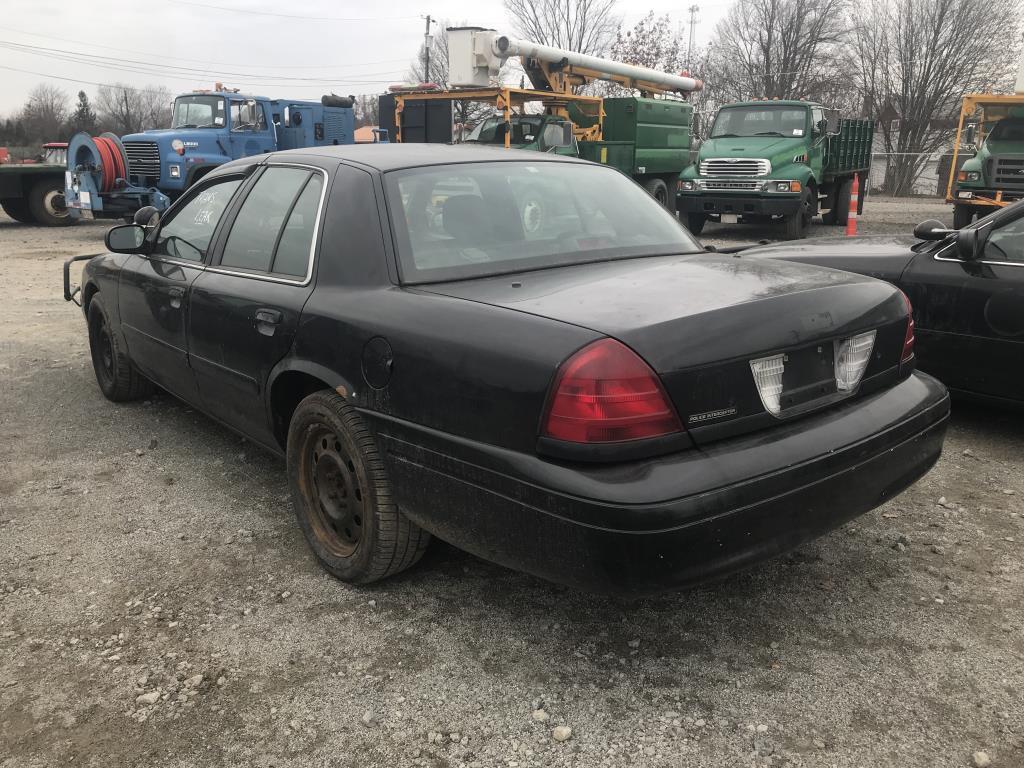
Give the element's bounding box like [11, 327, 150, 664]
[542, 339, 682, 443]
[750, 354, 786, 415]
[835, 330, 876, 391]
[900, 291, 915, 362]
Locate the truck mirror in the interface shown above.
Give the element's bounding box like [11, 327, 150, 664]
[955, 227, 981, 260]
[562, 123, 573, 146]
[817, 118, 829, 134]
[963, 125, 976, 146]
[105, 224, 147, 254]
[912, 219, 952, 241]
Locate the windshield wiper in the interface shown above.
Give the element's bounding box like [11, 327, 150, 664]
[713, 132, 739, 138]
[753, 131, 785, 136]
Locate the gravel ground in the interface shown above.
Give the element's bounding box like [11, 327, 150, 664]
[1, 198, 1022, 768]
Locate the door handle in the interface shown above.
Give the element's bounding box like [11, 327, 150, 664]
[254, 308, 283, 336]
[167, 287, 184, 309]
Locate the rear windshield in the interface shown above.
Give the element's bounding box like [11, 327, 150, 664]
[384, 161, 701, 283]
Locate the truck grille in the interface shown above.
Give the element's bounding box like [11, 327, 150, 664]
[123, 141, 161, 180]
[699, 158, 771, 177]
[992, 156, 1024, 191]
[702, 180, 762, 191]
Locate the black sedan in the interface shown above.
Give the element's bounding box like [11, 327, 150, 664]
[64, 145, 949, 595]
[743, 203, 1024, 406]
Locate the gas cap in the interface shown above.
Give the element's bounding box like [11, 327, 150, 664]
[361, 336, 394, 389]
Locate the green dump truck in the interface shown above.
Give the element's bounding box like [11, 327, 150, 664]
[677, 100, 873, 238]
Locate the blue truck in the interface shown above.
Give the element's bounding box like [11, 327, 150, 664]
[65, 88, 359, 220]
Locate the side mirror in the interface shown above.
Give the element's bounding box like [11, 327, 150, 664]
[963, 125, 976, 146]
[816, 118, 829, 134]
[105, 224, 147, 254]
[955, 227, 981, 260]
[913, 219, 953, 241]
[133, 206, 160, 227]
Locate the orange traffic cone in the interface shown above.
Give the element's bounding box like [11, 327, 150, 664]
[846, 175, 860, 237]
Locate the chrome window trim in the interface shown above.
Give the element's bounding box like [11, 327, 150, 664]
[204, 162, 329, 287]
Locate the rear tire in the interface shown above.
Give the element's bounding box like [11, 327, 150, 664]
[643, 177, 673, 213]
[287, 391, 430, 584]
[87, 297, 155, 402]
[953, 204, 975, 229]
[28, 179, 73, 226]
[685, 212, 706, 235]
[1, 197, 34, 224]
[830, 179, 853, 226]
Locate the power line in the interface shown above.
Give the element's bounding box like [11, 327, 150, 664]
[2, 26, 410, 71]
[166, 0, 419, 22]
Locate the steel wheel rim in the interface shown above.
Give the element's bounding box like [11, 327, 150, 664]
[92, 313, 115, 383]
[305, 428, 364, 557]
[43, 189, 67, 217]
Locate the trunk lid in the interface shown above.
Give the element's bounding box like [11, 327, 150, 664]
[418, 254, 909, 442]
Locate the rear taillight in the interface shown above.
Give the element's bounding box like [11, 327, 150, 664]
[542, 338, 682, 443]
[900, 291, 915, 363]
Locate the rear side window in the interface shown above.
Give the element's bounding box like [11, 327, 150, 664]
[220, 166, 324, 277]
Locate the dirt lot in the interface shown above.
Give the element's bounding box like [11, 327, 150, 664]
[1, 198, 1022, 768]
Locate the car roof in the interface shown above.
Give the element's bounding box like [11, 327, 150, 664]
[268, 143, 590, 172]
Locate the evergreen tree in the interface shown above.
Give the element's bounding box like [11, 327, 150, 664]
[70, 90, 97, 135]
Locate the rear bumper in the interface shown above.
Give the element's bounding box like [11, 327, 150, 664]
[677, 192, 801, 217]
[368, 372, 949, 595]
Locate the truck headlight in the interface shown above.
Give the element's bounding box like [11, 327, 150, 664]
[957, 170, 980, 182]
[767, 180, 801, 193]
[169, 165, 181, 179]
[678, 179, 697, 192]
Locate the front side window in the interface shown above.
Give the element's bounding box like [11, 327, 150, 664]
[172, 96, 225, 129]
[219, 166, 323, 277]
[153, 177, 242, 261]
[983, 215, 1024, 263]
[711, 106, 809, 138]
[466, 116, 543, 145]
[230, 101, 267, 132]
[385, 161, 701, 284]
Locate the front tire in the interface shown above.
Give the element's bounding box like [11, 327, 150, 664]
[953, 204, 975, 229]
[28, 179, 73, 226]
[287, 391, 430, 584]
[87, 297, 154, 401]
[685, 212, 706, 235]
[643, 177, 673, 213]
[780, 187, 814, 239]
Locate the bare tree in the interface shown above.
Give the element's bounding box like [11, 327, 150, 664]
[21, 84, 69, 143]
[852, 0, 1023, 195]
[503, 0, 619, 56]
[708, 0, 849, 103]
[96, 83, 173, 135]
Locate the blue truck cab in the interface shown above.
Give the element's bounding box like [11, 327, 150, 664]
[66, 89, 357, 220]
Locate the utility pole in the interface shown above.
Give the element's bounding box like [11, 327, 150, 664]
[686, 5, 700, 71]
[423, 15, 435, 84]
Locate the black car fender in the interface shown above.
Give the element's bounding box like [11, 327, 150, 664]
[264, 357, 362, 449]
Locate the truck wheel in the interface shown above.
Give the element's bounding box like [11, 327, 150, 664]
[685, 213, 707, 235]
[829, 179, 852, 226]
[856, 173, 867, 216]
[1, 198, 34, 224]
[953, 205, 975, 229]
[287, 391, 430, 585]
[28, 179, 74, 226]
[87, 297, 155, 402]
[643, 177, 674, 213]
[781, 188, 813, 239]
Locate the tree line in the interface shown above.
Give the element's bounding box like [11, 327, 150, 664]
[0, 83, 172, 156]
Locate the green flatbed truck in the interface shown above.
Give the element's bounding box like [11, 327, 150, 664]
[0, 143, 74, 226]
[677, 100, 873, 239]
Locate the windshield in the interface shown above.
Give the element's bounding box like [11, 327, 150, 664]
[465, 116, 544, 145]
[711, 105, 809, 138]
[385, 161, 702, 284]
[171, 95, 225, 129]
[988, 118, 1024, 142]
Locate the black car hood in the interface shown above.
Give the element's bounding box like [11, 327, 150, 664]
[740, 235, 920, 282]
[418, 253, 903, 372]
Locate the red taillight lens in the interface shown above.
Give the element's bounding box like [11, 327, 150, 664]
[542, 339, 682, 443]
[900, 290, 915, 363]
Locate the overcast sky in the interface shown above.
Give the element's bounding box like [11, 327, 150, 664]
[0, 0, 729, 116]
